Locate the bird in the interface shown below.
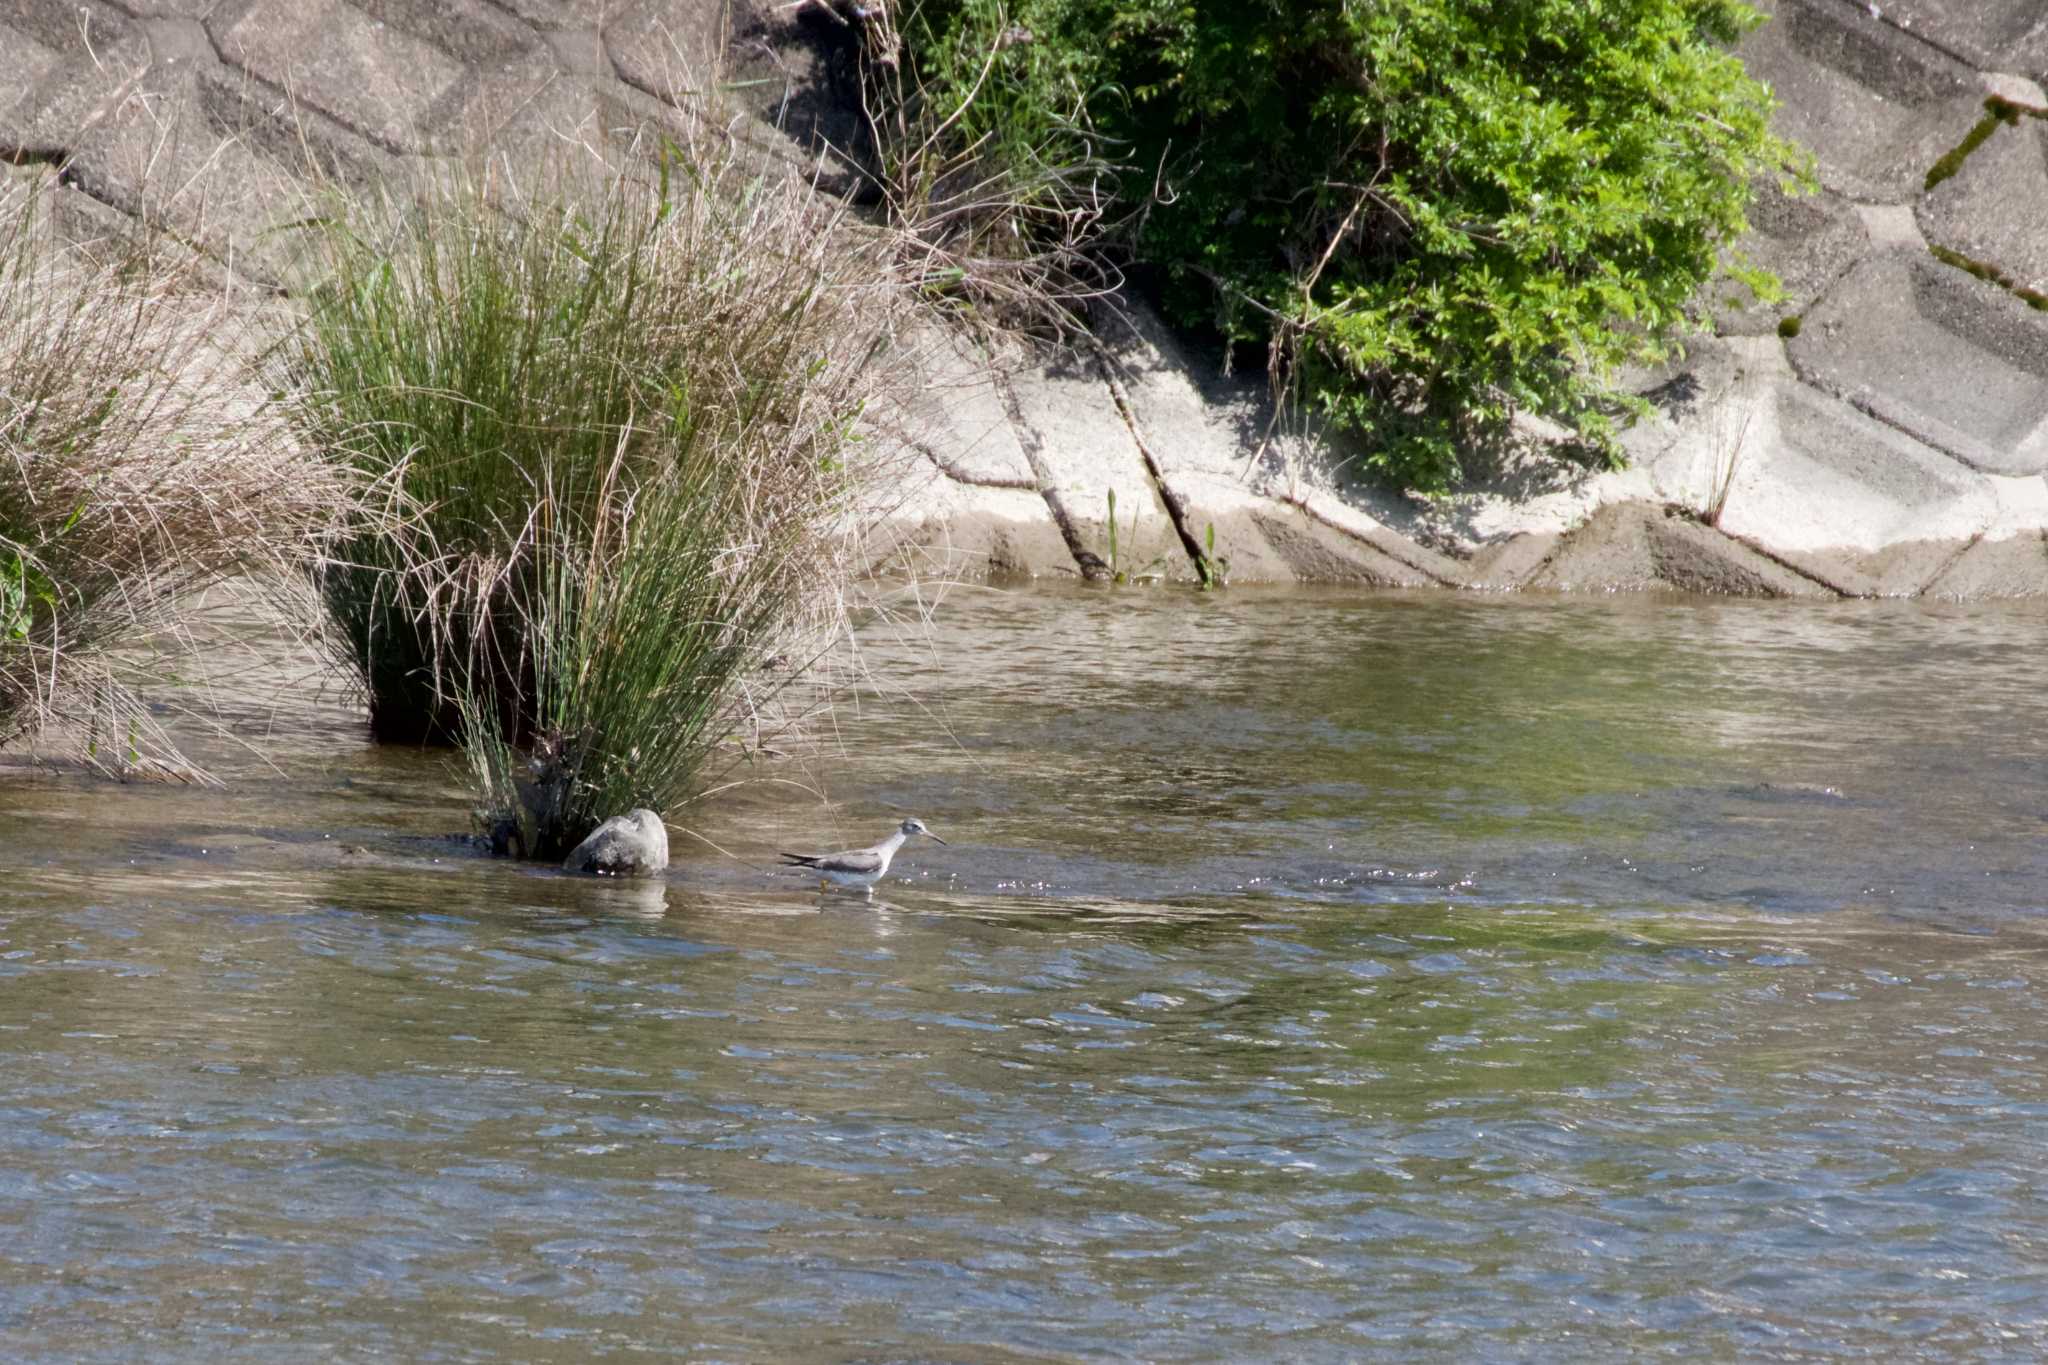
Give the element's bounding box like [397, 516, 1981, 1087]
[780, 817, 948, 892]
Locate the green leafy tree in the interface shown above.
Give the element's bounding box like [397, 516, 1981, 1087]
[890, 0, 1804, 489]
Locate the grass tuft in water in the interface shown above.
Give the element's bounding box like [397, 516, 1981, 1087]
[277, 140, 901, 855]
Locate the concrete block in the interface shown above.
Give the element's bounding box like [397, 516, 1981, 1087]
[485, 0, 618, 30]
[60, 62, 374, 289]
[1152, 480, 1300, 583]
[1246, 507, 1441, 587]
[1710, 380, 1996, 553]
[1922, 530, 2048, 597]
[216, 0, 470, 153]
[863, 472, 1078, 582]
[140, 14, 211, 62]
[0, 3, 150, 157]
[1532, 502, 1833, 597]
[603, 0, 727, 107]
[1094, 296, 1280, 485]
[1738, 0, 1985, 203]
[0, 26, 63, 143]
[1918, 113, 2048, 296]
[1461, 532, 1559, 590]
[1712, 179, 1866, 335]
[1855, 202, 1924, 250]
[1287, 489, 1465, 585]
[101, 0, 218, 15]
[352, 0, 541, 66]
[1791, 250, 2048, 476]
[1868, 1, 2048, 82]
[435, 57, 596, 157]
[878, 327, 1036, 490]
[1823, 539, 1971, 597]
[0, 0, 139, 51]
[1001, 356, 1186, 579]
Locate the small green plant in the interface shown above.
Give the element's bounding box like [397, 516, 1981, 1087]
[1194, 521, 1225, 591]
[1105, 488, 1119, 582]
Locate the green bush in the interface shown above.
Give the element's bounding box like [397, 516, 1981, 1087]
[278, 145, 895, 855]
[886, 0, 1804, 489]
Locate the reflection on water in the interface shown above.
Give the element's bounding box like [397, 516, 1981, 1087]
[3, 588, 2047, 1359]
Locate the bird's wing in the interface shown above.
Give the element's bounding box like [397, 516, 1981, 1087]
[808, 848, 886, 875]
[778, 852, 824, 868]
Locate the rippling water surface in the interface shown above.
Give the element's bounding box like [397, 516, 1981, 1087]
[4, 588, 2048, 1360]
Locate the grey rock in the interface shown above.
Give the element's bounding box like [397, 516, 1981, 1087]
[563, 808, 671, 877]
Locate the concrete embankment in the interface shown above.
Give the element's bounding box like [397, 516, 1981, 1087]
[4, 0, 2045, 597]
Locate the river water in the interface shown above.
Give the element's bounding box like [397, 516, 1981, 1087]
[3, 586, 2046, 1360]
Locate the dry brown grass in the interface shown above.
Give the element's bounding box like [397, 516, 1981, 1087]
[0, 172, 341, 776]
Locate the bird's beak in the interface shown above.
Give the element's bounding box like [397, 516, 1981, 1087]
[926, 831, 948, 845]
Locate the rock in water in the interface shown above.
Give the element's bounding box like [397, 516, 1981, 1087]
[562, 809, 670, 877]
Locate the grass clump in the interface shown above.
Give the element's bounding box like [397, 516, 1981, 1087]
[277, 143, 899, 857]
[870, 0, 1807, 492]
[0, 173, 329, 774]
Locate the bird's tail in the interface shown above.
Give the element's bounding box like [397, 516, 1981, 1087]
[778, 853, 819, 868]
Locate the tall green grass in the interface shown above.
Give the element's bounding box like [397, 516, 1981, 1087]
[278, 143, 898, 855]
[0, 172, 328, 774]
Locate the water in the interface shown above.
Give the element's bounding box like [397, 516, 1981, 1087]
[3, 587, 2047, 1360]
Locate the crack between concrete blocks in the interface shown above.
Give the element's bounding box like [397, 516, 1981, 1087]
[1916, 530, 1988, 596]
[991, 367, 1109, 580]
[1839, 0, 2016, 86]
[1085, 336, 1214, 580]
[1717, 527, 1854, 597]
[896, 432, 1037, 491]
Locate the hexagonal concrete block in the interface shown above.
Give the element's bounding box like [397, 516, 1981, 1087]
[1791, 250, 2048, 476]
[1000, 357, 1189, 580]
[215, 0, 471, 153]
[1708, 380, 1996, 554]
[1532, 502, 1834, 597]
[1712, 180, 1867, 336]
[863, 472, 1080, 582]
[1922, 531, 2048, 598]
[603, 0, 727, 106]
[1242, 506, 1444, 586]
[878, 327, 1037, 491]
[1461, 532, 1560, 591]
[0, 26, 63, 142]
[1738, 0, 1986, 203]
[60, 61, 383, 290]
[1918, 113, 2048, 296]
[1, 3, 150, 157]
[1868, 1, 2048, 82]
